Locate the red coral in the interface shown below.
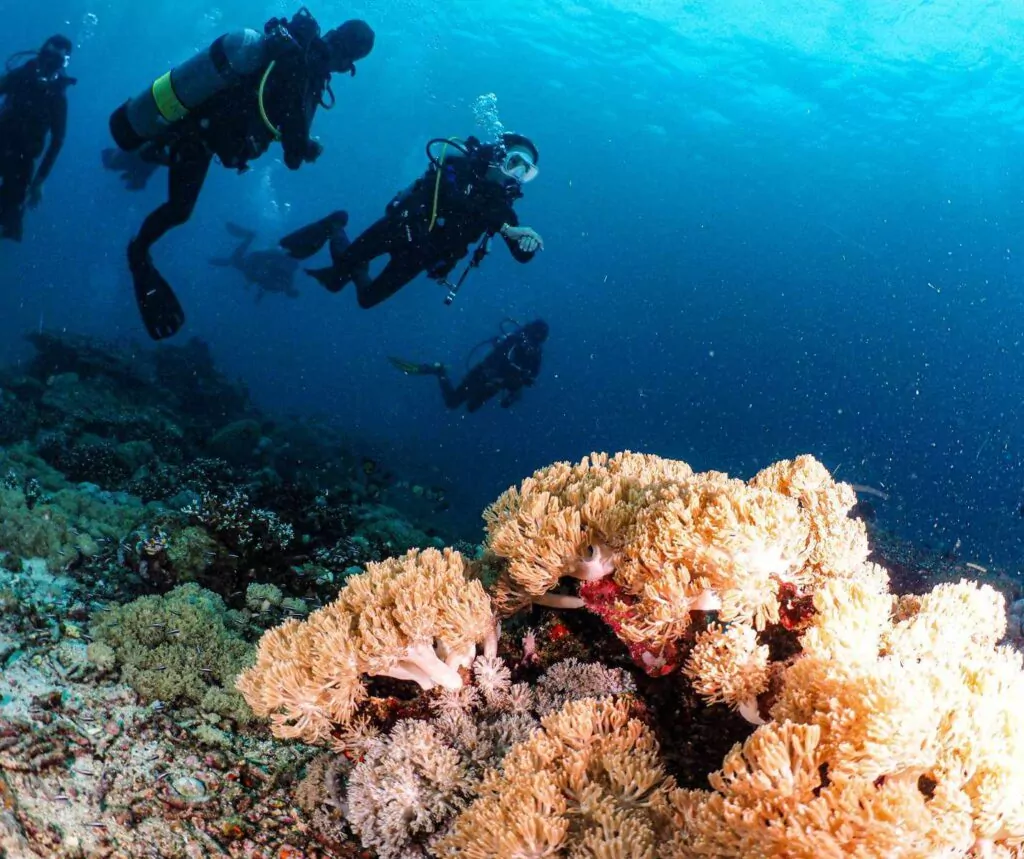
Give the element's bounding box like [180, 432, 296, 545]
[547, 622, 570, 642]
[778, 581, 816, 631]
[579, 579, 681, 676]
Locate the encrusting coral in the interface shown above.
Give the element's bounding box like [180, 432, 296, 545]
[89, 583, 255, 723]
[236, 547, 497, 744]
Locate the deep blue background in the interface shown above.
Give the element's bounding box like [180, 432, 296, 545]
[3, 0, 1024, 565]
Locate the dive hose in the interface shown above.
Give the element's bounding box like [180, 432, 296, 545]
[426, 137, 468, 233]
[257, 61, 282, 140]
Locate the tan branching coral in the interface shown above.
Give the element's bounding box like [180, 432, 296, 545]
[672, 577, 1024, 856]
[485, 451, 871, 680]
[237, 548, 496, 743]
[666, 721, 976, 859]
[483, 451, 693, 613]
[434, 698, 679, 858]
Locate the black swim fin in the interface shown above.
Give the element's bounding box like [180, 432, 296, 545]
[280, 210, 348, 260]
[129, 240, 185, 341]
[306, 265, 345, 293]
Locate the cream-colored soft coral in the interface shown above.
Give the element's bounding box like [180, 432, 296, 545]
[666, 721, 976, 859]
[433, 697, 679, 858]
[750, 454, 869, 581]
[484, 451, 692, 614]
[618, 474, 811, 632]
[684, 624, 770, 724]
[237, 548, 496, 744]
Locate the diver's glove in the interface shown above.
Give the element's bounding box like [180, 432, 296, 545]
[500, 224, 544, 253]
[304, 139, 324, 163]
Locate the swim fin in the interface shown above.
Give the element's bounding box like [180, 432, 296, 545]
[306, 265, 346, 293]
[129, 240, 185, 341]
[280, 210, 349, 260]
[388, 357, 443, 376]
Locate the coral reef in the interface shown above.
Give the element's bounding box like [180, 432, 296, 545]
[89, 584, 255, 724]
[3, 357, 1024, 859]
[237, 450, 1024, 859]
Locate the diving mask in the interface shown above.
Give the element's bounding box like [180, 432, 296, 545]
[500, 148, 539, 184]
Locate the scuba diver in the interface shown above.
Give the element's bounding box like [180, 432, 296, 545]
[389, 318, 549, 412]
[107, 8, 375, 340]
[300, 133, 544, 308]
[0, 35, 75, 242]
[211, 212, 348, 301]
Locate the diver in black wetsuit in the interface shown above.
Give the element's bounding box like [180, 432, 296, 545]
[0, 35, 75, 242]
[296, 133, 544, 308]
[107, 9, 375, 340]
[390, 319, 549, 412]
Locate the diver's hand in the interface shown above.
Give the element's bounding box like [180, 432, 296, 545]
[305, 139, 324, 163]
[501, 224, 544, 253]
[27, 183, 43, 209]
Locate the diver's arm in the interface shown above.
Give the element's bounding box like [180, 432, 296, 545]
[275, 52, 321, 170]
[0, 72, 9, 96]
[496, 207, 543, 261]
[33, 94, 67, 187]
[500, 386, 523, 408]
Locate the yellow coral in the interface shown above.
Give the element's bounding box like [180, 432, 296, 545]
[237, 548, 495, 744]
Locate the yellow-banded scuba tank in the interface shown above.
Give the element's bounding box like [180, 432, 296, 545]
[109, 29, 269, 152]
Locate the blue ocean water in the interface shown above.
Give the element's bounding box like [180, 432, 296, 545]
[3, 0, 1023, 566]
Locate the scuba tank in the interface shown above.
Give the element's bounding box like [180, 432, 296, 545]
[108, 8, 322, 152]
[109, 30, 268, 152]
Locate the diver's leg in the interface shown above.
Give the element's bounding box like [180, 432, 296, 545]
[0, 153, 32, 241]
[353, 255, 423, 309]
[280, 210, 348, 259]
[438, 372, 469, 410]
[131, 139, 212, 258]
[307, 215, 395, 292]
[127, 138, 211, 340]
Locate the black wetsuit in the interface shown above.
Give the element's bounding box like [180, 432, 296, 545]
[439, 330, 544, 412]
[131, 35, 328, 261]
[0, 60, 73, 240]
[310, 149, 536, 307]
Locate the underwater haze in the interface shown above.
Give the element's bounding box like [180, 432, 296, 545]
[4, 0, 1024, 564]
